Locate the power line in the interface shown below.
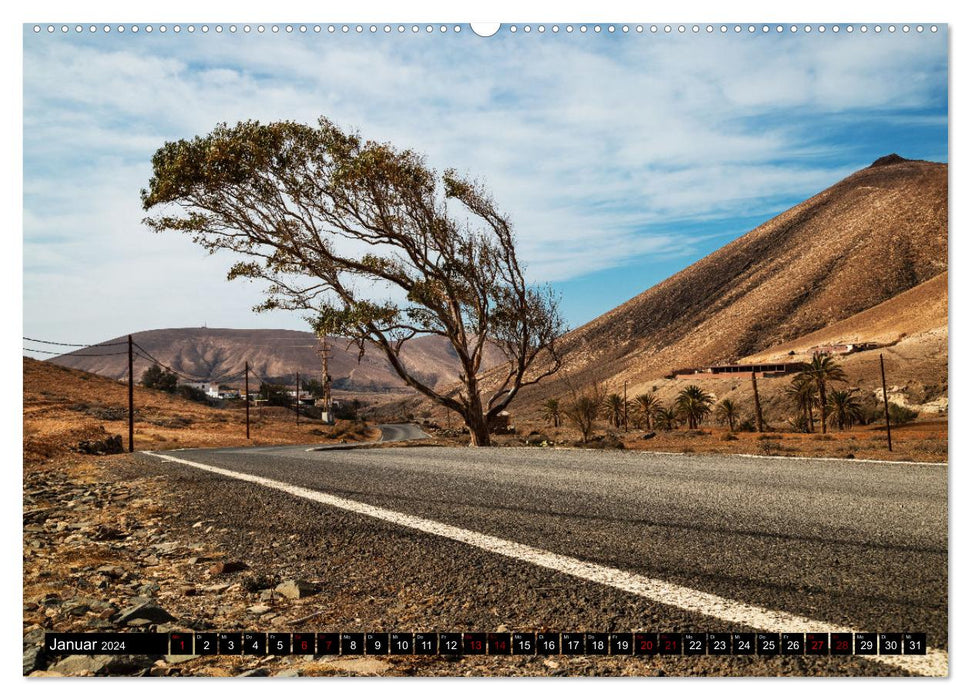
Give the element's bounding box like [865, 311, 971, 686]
[132, 345, 249, 385]
[23, 336, 128, 347]
[24, 347, 130, 357]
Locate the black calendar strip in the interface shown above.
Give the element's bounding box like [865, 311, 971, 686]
[45, 631, 927, 657]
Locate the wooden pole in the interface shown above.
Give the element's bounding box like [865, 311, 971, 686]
[244, 361, 251, 440]
[127, 335, 134, 452]
[751, 372, 764, 433]
[880, 354, 893, 452]
[295, 372, 300, 425]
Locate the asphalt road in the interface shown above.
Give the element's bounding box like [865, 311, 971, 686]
[141, 441, 947, 675]
[377, 423, 431, 442]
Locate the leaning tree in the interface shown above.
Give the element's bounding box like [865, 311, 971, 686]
[141, 119, 564, 446]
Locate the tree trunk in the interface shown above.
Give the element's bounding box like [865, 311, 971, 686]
[818, 380, 827, 434]
[465, 410, 491, 446]
[807, 401, 815, 433]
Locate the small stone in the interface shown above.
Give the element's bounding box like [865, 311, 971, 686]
[248, 604, 272, 615]
[23, 645, 47, 675]
[48, 654, 114, 675]
[208, 561, 248, 576]
[273, 669, 301, 677]
[275, 579, 319, 600]
[238, 668, 270, 677]
[116, 602, 176, 625]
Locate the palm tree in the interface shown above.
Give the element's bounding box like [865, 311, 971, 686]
[827, 389, 864, 431]
[714, 398, 739, 432]
[785, 373, 818, 433]
[798, 354, 848, 434]
[604, 393, 626, 429]
[542, 398, 561, 428]
[634, 392, 660, 430]
[655, 407, 679, 431]
[675, 385, 714, 429]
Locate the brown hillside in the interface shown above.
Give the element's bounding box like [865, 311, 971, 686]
[23, 357, 376, 463]
[49, 328, 503, 393]
[521, 156, 947, 400]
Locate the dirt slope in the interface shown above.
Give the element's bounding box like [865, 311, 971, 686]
[518, 155, 947, 402]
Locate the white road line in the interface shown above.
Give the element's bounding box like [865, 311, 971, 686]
[641, 450, 946, 468]
[144, 451, 948, 677]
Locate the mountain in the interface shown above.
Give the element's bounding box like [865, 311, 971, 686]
[508, 155, 947, 411]
[49, 328, 504, 393]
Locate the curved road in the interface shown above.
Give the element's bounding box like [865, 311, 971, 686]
[377, 423, 430, 442]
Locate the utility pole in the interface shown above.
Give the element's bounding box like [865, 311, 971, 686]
[880, 354, 893, 452]
[295, 372, 300, 425]
[751, 372, 764, 433]
[623, 380, 629, 432]
[127, 335, 134, 452]
[317, 337, 334, 425]
[244, 361, 250, 439]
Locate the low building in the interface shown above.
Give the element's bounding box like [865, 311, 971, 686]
[705, 362, 802, 378]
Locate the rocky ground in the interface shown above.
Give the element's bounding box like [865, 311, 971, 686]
[24, 449, 920, 678]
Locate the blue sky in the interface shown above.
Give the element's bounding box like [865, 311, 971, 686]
[22, 24, 948, 348]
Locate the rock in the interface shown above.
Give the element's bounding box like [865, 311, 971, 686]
[275, 579, 319, 600]
[641, 432, 657, 440]
[238, 668, 270, 677]
[115, 601, 176, 625]
[248, 604, 272, 615]
[208, 561, 249, 576]
[273, 669, 301, 677]
[103, 655, 157, 675]
[74, 435, 124, 456]
[23, 645, 47, 675]
[124, 618, 153, 627]
[48, 654, 114, 675]
[137, 582, 161, 596]
[90, 525, 128, 541]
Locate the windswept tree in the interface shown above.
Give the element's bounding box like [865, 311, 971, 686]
[141, 119, 564, 446]
[634, 392, 660, 430]
[714, 398, 739, 432]
[675, 385, 714, 429]
[827, 389, 864, 431]
[542, 397, 561, 428]
[798, 354, 848, 434]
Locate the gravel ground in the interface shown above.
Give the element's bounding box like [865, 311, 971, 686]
[115, 444, 948, 676]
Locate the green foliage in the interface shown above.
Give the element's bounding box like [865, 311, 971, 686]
[675, 385, 714, 429]
[826, 388, 865, 430]
[796, 354, 848, 433]
[634, 392, 660, 430]
[176, 384, 209, 404]
[563, 384, 606, 444]
[259, 382, 290, 407]
[542, 398, 561, 428]
[141, 363, 178, 392]
[888, 402, 919, 426]
[604, 393, 628, 428]
[301, 378, 324, 399]
[714, 398, 739, 432]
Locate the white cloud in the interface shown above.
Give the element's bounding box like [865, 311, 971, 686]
[22, 29, 947, 339]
